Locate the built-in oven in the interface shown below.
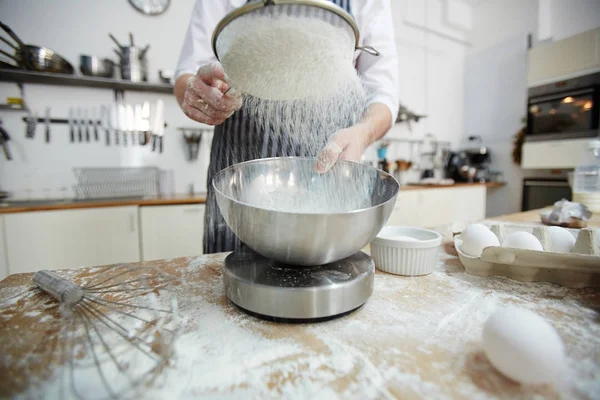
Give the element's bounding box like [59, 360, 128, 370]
[527, 72, 599, 142]
[522, 178, 572, 211]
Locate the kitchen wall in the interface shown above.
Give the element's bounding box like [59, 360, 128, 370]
[385, 0, 471, 179]
[465, 0, 600, 217]
[0, 0, 473, 198]
[0, 0, 212, 198]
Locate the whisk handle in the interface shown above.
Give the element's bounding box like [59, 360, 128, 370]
[33, 270, 84, 307]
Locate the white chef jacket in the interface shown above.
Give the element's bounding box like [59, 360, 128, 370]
[175, 0, 400, 124]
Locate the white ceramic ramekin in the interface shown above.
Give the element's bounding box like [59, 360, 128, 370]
[370, 226, 443, 276]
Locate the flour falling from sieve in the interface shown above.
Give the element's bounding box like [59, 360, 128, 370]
[215, 11, 373, 216]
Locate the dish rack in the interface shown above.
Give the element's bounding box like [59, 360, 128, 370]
[72, 167, 161, 199]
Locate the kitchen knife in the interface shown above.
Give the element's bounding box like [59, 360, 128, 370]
[126, 104, 135, 146]
[44, 107, 51, 143]
[84, 109, 90, 142]
[134, 104, 143, 145]
[68, 108, 75, 143]
[118, 104, 127, 146]
[111, 104, 119, 146]
[77, 108, 83, 142]
[154, 99, 165, 154]
[92, 107, 99, 141]
[0, 120, 12, 160]
[101, 106, 110, 146]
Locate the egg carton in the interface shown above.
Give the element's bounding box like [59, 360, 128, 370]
[455, 225, 600, 288]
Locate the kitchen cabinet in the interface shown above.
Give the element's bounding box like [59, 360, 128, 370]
[386, 186, 486, 228]
[3, 206, 140, 275]
[140, 205, 205, 261]
[528, 27, 600, 86]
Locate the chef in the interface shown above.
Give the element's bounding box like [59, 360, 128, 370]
[175, 0, 399, 254]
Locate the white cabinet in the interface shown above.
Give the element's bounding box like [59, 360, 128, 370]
[3, 206, 140, 275]
[528, 27, 600, 86]
[387, 186, 486, 228]
[140, 204, 205, 261]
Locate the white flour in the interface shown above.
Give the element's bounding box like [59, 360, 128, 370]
[5, 246, 600, 399]
[218, 15, 356, 101]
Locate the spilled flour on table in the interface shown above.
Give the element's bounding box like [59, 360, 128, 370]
[2, 244, 600, 399]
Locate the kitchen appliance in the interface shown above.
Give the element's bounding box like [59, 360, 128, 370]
[522, 178, 572, 211]
[214, 157, 399, 321]
[444, 138, 492, 183]
[526, 72, 599, 142]
[79, 55, 115, 78]
[0, 22, 74, 74]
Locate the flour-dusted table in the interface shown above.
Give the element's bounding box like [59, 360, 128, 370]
[1, 210, 598, 399]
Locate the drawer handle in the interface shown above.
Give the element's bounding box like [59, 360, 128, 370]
[183, 208, 202, 213]
[129, 213, 136, 232]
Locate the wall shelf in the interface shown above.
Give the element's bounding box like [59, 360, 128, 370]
[0, 69, 174, 94]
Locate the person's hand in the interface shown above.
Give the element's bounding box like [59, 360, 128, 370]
[314, 122, 373, 173]
[181, 62, 242, 125]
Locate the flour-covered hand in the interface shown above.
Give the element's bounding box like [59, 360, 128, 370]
[181, 62, 242, 125]
[315, 123, 373, 173]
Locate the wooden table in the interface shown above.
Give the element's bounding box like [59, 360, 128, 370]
[1, 210, 599, 399]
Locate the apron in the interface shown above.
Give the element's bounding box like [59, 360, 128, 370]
[204, 0, 354, 254]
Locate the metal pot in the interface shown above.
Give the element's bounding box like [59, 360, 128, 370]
[0, 22, 74, 74]
[80, 55, 115, 78]
[213, 157, 399, 266]
[118, 46, 148, 82]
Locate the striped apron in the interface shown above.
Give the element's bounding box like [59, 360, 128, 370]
[204, 0, 354, 254]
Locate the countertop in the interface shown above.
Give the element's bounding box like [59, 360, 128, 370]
[1, 209, 598, 398]
[0, 183, 503, 214]
[0, 194, 208, 214]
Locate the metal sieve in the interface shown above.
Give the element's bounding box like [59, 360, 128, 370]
[211, 0, 380, 60]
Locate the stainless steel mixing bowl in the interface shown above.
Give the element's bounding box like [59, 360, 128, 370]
[213, 157, 400, 266]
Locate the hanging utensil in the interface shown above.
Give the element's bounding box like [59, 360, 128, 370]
[24, 109, 36, 139]
[68, 107, 75, 143]
[92, 107, 99, 141]
[111, 104, 119, 146]
[84, 109, 90, 142]
[153, 100, 165, 154]
[0, 119, 13, 160]
[118, 103, 127, 146]
[126, 104, 136, 145]
[44, 107, 51, 143]
[101, 105, 110, 146]
[77, 107, 83, 142]
[141, 101, 150, 145]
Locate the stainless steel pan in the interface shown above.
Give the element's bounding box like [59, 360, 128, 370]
[0, 21, 74, 74]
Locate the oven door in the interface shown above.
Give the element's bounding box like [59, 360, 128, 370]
[527, 88, 599, 141]
[522, 179, 572, 211]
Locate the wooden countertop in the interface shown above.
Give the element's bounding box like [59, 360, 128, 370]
[401, 181, 506, 190]
[0, 183, 503, 214]
[0, 194, 207, 214]
[1, 210, 598, 399]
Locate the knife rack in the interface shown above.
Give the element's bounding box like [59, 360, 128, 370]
[21, 116, 167, 127]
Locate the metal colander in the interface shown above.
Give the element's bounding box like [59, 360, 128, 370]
[211, 0, 380, 59]
[211, 0, 380, 100]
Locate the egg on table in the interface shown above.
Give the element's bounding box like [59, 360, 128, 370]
[459, 223, 500, 257]
[482, 307, 565, 385]
[546, 226, 576, 253]
[502, 232, 544, 251]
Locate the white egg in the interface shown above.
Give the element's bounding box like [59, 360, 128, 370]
[502, 232, 544, 251]
[546, 226, 576, 253]
[459, 224, 500, 257]
[482, 307, 565, 384]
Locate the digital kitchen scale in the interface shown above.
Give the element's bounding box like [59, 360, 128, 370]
[223, 250, 375, 322]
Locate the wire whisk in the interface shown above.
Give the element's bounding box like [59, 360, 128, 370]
[1, 264, 183, 399]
